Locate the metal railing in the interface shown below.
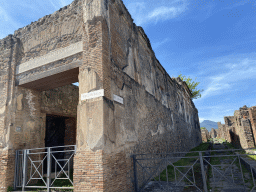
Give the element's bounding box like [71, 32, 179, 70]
[14, 145, 76, 192]
[132, 148, 256, 192]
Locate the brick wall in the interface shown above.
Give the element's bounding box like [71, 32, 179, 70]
[14, 0, 83, 85]
[201, 129, 209, 142]
[41, 84, 79, 117]
[0, 150, 8, 191]
[0, 0, 202, 191]
[73, 149, 104, 192]
[249, 107, 256, 143]
[75, 0, 201, 191]
[217, 106, 256, 148]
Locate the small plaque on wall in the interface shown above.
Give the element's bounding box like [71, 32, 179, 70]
[113, 94, 123, 104]
[81, 89, 104, 101]
[16, 127, 22, 132]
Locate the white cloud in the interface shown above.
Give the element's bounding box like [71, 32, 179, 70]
[199, 54, 256, 99]
[152, 38, 171, 49]
[58, 0, 73, 8]
[126, 0, 188, 26]
[201, 83, 230, 99]
[49, 0, 61, 10]
[199, 117, 205, 123]
[0, 6, 19, 29]
[197, 105, 228, 124]
[148, 6, 185, 23]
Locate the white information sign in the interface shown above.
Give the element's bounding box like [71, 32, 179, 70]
[81, 89, 104, 101]
[16, 41, 83, 74]
[113, 94, 123, 104]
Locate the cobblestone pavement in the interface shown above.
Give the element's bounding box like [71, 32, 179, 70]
[143, 181, 185, 192]
[208, 143, 256, 192]
[139, 142, 256, 192]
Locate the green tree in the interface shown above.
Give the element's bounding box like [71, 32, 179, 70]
[178, 74, 204, 99]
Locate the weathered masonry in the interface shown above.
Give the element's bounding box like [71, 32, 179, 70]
[217, 105, 256, 149]
[0, 0, 201, 191]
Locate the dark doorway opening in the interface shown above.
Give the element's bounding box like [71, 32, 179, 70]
[44, 114, 77, 174]
[45, 115, 67, 148]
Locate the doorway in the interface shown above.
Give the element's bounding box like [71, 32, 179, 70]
[44, 114, 76, 173]
[45, 115, 66, 148]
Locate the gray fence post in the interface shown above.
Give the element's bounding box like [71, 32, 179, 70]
[47, 147, 52, 192]
[133, 155, 138, 192]
[22, 150, 28, 192]
[199, 152, 208, 192]
[13, 150, 19, 190]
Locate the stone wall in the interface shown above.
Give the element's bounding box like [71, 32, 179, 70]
[41, 84, 79, 117]
[209, 128, 217, 138]
[0, 35, 23, 190]
[201, 129, 209, 142]
[0, 0, 201, 191]
[217, 118, 232, 142]
[217, 105, 256, 148]
[249, 106, 256, 143]
[75, 0, 201, 191]
[15, 0, 83, 83]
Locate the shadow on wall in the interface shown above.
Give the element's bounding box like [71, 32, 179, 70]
[229, 129, 241, 149]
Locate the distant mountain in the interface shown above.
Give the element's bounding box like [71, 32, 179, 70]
[200, 120, 218, 132]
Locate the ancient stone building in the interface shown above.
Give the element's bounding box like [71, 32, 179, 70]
[201, 128, 210, 142]
[217, 105, 256, 148]
[209, 128, 217, 139]
[0, 0, 201, 191]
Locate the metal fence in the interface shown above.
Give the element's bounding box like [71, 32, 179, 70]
[14, 145, 76, 192]
[132, 147, 256, 192]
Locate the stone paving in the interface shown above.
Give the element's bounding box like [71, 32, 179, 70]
[208, 143, 252, 192]
[140, 141, 256, 192]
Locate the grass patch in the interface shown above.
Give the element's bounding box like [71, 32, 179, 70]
[154, 143, 210, 182]
[224, 142, 235, 149]
[248, 155, 256, 161]
[25, 170, 74, 191]
[7, 186, 13, 192]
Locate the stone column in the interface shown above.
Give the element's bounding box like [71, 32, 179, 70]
[0, 35, 17, 191]
[73, 0, 111, 191]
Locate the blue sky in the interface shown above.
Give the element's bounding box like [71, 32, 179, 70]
[1, 0, 256, 124]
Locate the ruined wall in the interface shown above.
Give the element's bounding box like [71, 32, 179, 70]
[249, 106, 256, 143]
[109, 0, 200, 149]
[217, 106, 256, 148]
[217, 123, 231, 142]
[74, 0, 201, 191]
[0, 35, 23, 190]
[41, 84, 78, 148]
[233, 107, 255, 148]
[41, 84, 79, 117]
[0, 0, 201, 191]
[0, 36, 13, 187]
[0, 0, 82, 147]
[202, 128, 217, 141]
[201, 129, 209, 142]
[15, 0, 83, 84]
[217, 116, 235, 142]
[209, 128, 217, 138]
[0, 5, 82, 184]
[0, 1, 82, 190]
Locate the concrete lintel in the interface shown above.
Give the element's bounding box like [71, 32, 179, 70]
[16, 60, 82, 91]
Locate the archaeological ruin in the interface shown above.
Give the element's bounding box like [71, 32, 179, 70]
[200, 128, 210, 142]
[211, 105, 256, 149]
[0, 0, 202, 191]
